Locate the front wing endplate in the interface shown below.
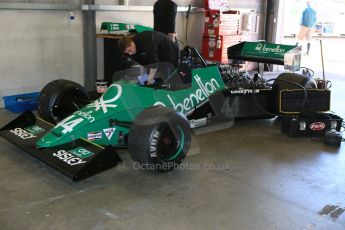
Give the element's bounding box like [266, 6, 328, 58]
[0, 111, 122, 181]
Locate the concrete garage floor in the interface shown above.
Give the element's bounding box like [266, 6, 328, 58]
[0, 75, 344, 230]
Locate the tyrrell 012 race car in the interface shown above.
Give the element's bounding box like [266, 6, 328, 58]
[0, 62, 235, 181]
[0, 42, 332, 181]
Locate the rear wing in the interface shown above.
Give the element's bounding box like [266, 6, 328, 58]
[227, 41, 301, 71]
[0, 111, 122, 181]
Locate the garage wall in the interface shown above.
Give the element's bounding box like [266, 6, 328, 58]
[95, 0, 267, 79]
[95, 0, 266, 46]
[0, 0, 266, 108]
[0, 0, 84, 108]
[0, 10, 84, 108]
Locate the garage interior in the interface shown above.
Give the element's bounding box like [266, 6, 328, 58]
[0, 0, 345, 229]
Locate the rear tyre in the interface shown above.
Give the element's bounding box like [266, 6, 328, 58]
[273, 72, 317, 90]
[273, 73, 317, 114]
[38, 79, 89, 124]
[128, 106, 191, 172]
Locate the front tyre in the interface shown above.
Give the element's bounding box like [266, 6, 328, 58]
[128, 106, 191, 172]
[38, 79, 89, 124]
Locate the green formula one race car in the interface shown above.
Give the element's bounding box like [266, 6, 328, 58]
[0, 62, 235, 180]
[1, 42, 330, 181]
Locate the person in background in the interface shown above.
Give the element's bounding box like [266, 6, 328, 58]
[153, 0, 178, 42]
[118, 30, 179, 68]
[296, 0, 317, 55]
[154, 0, 180, 65]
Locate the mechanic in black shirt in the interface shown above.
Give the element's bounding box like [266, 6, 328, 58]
[118, 30, 179, 68]
[153, 0, 179, 66]
[153, 0, 177, 43]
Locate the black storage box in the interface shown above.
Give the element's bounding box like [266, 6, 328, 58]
[278, 89, 331, 114]
[281, 113, 343, 137]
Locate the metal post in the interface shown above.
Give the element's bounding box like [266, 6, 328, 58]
[320, 39, 326, 88]
[83, 0, 97, 91]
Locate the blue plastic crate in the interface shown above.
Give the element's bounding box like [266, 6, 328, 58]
[2, 92, 40, 113]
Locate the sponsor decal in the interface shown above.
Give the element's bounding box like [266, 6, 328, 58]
[24, 125, 45, 135]
[87, 84, 122, 113]
[74, 110, 95, 123]
[310, 122, 326, 131]
[230, 89, 260, 95]
[103, 128, 116, 140]
[190, 117, 207, 128]
[150, 130, 160, 158]
[155, 74, 221, 114]
[255, 43, 285, 54]
[110, 24, 119, 30]
[69, 147, 94, 159]
[87, 132, 102, 140]
[10, 128, 36, 139]
[52, 150, 87, 166]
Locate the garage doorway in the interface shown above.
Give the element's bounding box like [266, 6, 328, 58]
[277, 0, 345, 79]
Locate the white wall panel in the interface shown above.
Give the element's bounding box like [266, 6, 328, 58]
[0, 10, 84, 107]
[0, 0, 266, 108]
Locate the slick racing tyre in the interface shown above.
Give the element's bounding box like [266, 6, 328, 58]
[128, 106, 191, 172]
[273, 73, 317, 114]
[273, 72, 317, 90]
[38, 79, 89, 124]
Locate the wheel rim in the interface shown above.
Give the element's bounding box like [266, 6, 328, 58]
[157, 125, 185, 161]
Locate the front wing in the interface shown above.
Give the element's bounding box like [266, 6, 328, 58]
[0, 111, 122, 181]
